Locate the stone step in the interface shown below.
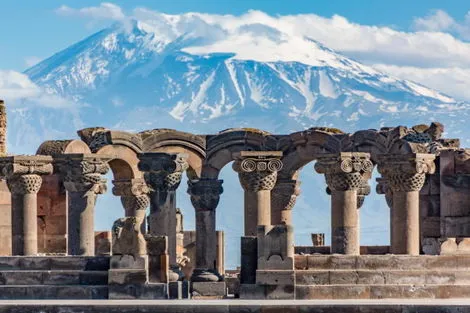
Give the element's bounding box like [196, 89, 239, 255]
[296, 270, 470, 285]
[0, 256, 110, 271]
[0, 270, 109, 285]
[296, 284, 470, 299]
[0, 285, 108, 299]
[295, 254, 470, 270]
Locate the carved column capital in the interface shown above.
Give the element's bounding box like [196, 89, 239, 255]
[55, 154, 111, 194]
[187, 179, 223, 212]
[138, 153, 188, 192]
[376, 177, 393, 209]
[315, 152, 373, 191]
[377, 153, 436, 192]
[0, 156, 53, 194]
[112, 178, 150, 196]
[233, 151, 283, 192]
[271, 179, 301, 211]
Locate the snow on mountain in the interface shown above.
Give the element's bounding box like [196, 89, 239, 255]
[12, 13, 470, 268]
[24, 15, 467, 134]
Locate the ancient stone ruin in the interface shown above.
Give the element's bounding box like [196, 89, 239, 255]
[0, 98, 470, 300]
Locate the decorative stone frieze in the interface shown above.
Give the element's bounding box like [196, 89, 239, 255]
[0, 155, 53, 256]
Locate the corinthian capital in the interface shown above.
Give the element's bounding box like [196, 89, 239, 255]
[187, 179, 223, 212]
[138, 153, 188, 192]
[315, 152, 373, 191]
[55, 154, 111, 193]
[377, 153, 436, 192]
[233, 151, 283, 192]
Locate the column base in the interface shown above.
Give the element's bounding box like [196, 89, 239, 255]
[190, 268, 222, 282]
[168, 265, 184, 282]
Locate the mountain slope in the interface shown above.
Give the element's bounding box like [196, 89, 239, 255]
[24, 18, 466, 133]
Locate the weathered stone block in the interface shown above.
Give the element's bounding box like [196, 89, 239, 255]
[357, 270, 385, 284]
[0, 271, 43, 285]
[239, 283, 265, 299]
[329, 270, 358, 284]
[257, 225, 294, 270]
[295, 270, 329, 285]
[110, 255, 147, 270]
[108, 269, 147, 285]
[108, 283, 167, 300]
[112, 216, 146, 256]
[191, 281, 226, 298]
[256, 270, 294, 285]
[384, 271, 426, 285]
[294, 255, 307, 270]
[168, 281, 189, 299]
[295, 285, 332, 300]
[426, 255, 458, 269]
[43, 271, 80, 285]
[425, 271, 455, 285]
[264, 284, 295, 300]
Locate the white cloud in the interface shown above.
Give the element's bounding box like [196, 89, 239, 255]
[412, 9, 470, 41]
[0, 70, 74, 108]
[55, 3, 126, 21]
[373, 64, 470, 102]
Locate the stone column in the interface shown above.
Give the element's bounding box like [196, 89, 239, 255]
[233, 151, 283, 234]
[187, 178, 223, 282]
[378, 153, 436, 255]
[315, 152, 373, 255]
[56, 154, 110, 256]
[0, 156, 53, 255]
[138, 153, 188, 282]
[271, 179, 301, 226]
[0, 100, 6, 157]
[112, 178, 150, 233]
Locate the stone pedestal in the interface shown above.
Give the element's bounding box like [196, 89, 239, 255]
[138, 153, 188, 281]
[187, 178, 224, 284]
[378, 153, 436, 255]
[55, 154, 111, 256]
[315, 153, 373, 255]
[0, 156, 53, 256]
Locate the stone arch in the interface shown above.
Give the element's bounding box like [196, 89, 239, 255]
[202, 128, 277, 179]
[77, 128, 143, 180]
[140, 129, 206, 179]
[279, 128, 346, 181]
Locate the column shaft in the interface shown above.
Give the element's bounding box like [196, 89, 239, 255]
[257, 190, 271, 226]
[12, 193, 38, 255]
[68, 191, 97, 256]
[23, 193, 38, 255]
[195, 209, 217, 270]
[331, 190, 359, 255]
[391, 190, 420, 255]
[244, 191, 257, 236]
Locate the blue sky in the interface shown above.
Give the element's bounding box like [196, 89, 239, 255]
[1, 0, 470, 71]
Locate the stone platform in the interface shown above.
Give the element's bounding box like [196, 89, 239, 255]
[1, 299, 470, 313]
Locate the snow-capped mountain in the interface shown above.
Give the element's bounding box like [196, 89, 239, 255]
[10, 13, 470, 268]
[24, 15, 469, 134]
